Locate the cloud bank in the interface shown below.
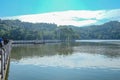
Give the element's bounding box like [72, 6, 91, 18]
[2, 9, 120, 26]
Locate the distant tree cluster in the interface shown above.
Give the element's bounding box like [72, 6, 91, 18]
[0, 19, 79, 40]
[0, 19, 120, 40]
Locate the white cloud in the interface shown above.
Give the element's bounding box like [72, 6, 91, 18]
[2, 9, 120, 26]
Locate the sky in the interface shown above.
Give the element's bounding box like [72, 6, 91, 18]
[1, 0, 120, 26]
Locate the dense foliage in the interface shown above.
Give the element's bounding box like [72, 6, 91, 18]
[0, 19, 120, 40]
[79, 21, 120, 39]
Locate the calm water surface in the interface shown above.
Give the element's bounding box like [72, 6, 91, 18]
[8, 41, 120, 80]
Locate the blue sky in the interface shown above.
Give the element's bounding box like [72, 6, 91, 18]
[1, 0, 120, 17]
[1, 0, 120, 26]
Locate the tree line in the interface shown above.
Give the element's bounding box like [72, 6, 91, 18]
[0, 19, 120, 40]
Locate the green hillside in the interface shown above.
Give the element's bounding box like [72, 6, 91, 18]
[0, 19, 120, 40]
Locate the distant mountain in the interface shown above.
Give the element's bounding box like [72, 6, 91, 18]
[78, 21, 120, 39]
[0, 19, 120, 40]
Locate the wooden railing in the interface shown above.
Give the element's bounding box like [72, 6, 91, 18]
[0, 41, 12, 80]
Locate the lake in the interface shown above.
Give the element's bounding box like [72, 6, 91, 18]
[8, 40, 120, 80]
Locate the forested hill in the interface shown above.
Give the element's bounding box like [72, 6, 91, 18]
[0, 19, 120, 40]
[78, 21, 120, 39]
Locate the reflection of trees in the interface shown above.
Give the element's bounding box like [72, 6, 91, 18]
[101, 45, 120, 58]
[74, 42, 120, 58]
[56, 42, 73, 55]
[11, 44, 58, 60]
[11, 42, 120, 61]
[11, 43, 74, 60]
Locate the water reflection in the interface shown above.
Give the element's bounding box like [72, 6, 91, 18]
[73, 42, 120, 58]
[11, 42, 120, 60]
[11, 43, 74, 60]
[12, 53, 120, 69]
[10, 42, 120, 69]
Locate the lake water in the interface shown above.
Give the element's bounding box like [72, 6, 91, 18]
[8, 40, 120, 80]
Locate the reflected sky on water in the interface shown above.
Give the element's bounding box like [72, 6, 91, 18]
[11, 42, 120, 69]
[8, 41, 120, 80]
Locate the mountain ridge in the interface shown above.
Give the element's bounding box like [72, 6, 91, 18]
[0, 19, 120, 40]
